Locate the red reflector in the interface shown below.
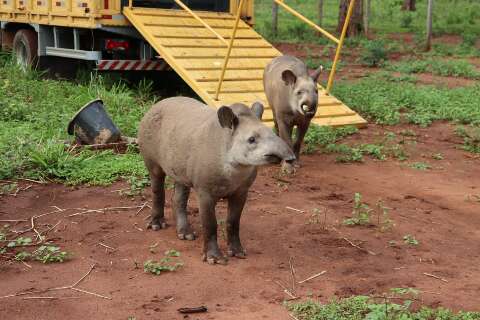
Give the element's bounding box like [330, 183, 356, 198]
[105, 39, 130, 51]
[101, 14, 112, 19]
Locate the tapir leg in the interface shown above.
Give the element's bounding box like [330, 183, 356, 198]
[293, 121, 310, 161]
[277, 120, 295, 174]
[277, 119, 293, 148]
[198, 191, 226, 265]
[172, 182, 195, 241]
[226, 190, 248, 259]
[147, 166, 167, 231]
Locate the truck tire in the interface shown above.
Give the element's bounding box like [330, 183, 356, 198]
[12, 29, 38, 70]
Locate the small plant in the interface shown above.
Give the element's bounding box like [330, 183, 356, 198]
[33, 245, 69, 263]
[144, 249, 183, 275]
[0, 182, 17, 196]
[360, 40, 388, 67]
[399, 12, 414, 28]
[377, 200, 394, 232]
[124, 175, 150, 196]
[344, 193, 372, 226]
[399, 129, 417, 137]
[403, 234, 419, 246]
[390, 287, 420, 297]
[14, 251, 32, 261]
[455, 126, 480, 154]
[432, 153, 444, 160]
[7, 236, 33, 247]
[410, 162, 431, 170]
[307, 207, 328, 230]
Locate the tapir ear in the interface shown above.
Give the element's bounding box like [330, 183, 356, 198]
[281, 69, 297, 86]
[311, 65, 323, 82]
[251, 102, 264, 120]
[217, 106, 238, 129]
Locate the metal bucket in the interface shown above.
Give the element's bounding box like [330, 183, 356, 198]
[67, 99, 121, 145]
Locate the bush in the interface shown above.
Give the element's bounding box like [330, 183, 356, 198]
[360, 40, 388, 67]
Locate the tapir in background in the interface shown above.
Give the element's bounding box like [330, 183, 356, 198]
[138, 97, 295, 264]
[263, 55, 323, 173]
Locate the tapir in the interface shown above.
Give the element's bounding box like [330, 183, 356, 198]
[264, 55, 323, 173]
[138, 97, 295, 264]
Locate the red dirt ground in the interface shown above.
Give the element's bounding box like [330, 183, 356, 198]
[1, 122, 480, 319]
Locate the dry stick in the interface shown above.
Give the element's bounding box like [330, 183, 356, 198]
[289, 314, 300, 320]
[343, 237, 377, 256]
[0, 263, 112, 300]
[68, 205, 146, 217]
[0, 219, 28, 222]
[19, 178, 45, 184]
[40, 220, 61, 238]
[289, 257, 296, 294]
[98, 242, 116, 251]
[286, 206, 304, 213]
[135, 202, 149, 216]
[22, 296, 81, 300]
[274, 281, 297, 300]
[423, 272, 448, 283]
[298, 271, 327, 284]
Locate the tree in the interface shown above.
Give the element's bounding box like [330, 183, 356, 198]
[363, 0, 370, 36]
[337, 0, 364, 37]
[425, 0, 434, 50]
[402, 0, 416, 11]
[272, 2, 278, 37]
[318, 0, 324, 26]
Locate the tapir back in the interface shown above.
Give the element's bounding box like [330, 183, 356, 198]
[138, 97, 220, 187]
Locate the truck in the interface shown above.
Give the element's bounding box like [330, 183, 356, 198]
[0, 0, 366, 127]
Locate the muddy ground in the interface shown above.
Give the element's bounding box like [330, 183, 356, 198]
[1, 122, 479, 319]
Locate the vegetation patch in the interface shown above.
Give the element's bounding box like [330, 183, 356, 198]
[386, 59, 480, 79]
[288, 295, 480, 320]
[0, 56, 152, 184]
[333, 76, 480, 127]
[144, 249, 183, 275]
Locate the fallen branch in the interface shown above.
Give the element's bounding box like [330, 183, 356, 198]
[423, 272, 448, 283]
[178, 306, 208, 314]
[298, 271, 327, 284]
[343, 237, 377, 256]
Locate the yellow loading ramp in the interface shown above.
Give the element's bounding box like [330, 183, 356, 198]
[123, 7, 366, 127]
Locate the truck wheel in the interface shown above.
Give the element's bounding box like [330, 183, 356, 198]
[12, 29, 38, 70]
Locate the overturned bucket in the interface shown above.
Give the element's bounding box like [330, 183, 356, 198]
[67, 99, 121, 145]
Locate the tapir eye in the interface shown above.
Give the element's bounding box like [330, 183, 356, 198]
[248, 136, 256, 144]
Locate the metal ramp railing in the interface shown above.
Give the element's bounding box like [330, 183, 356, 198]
[122, 0, 367, 127]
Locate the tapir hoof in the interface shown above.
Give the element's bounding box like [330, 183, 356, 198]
[227, 248, 247, 259]
[177, 232, 196, 241]
[202, 253, 228, 265]
[147, 218, 168, 231]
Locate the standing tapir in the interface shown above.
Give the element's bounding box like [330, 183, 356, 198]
[138, 97, 295, 264]
[263, 55, 323, 173]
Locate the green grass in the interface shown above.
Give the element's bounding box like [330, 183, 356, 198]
[254, 0, 480, 42]
[288, 296, 480, 320]
[386, 59, 480, 79]
[0, 55, 151, 184]
[332, 75, 480, 127]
